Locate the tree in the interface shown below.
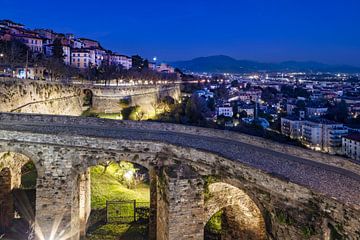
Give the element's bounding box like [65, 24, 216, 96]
[326, 100, 349, 123]
[52, 38, 64, 63]
[0, 39, 30, 68]
[131, 55, 145, 70]
[185, 95, 210, 124]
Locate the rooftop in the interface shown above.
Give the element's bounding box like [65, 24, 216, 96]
[344, 134, 360, 142]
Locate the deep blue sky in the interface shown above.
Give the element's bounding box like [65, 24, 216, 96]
[1, 0, 360, 66]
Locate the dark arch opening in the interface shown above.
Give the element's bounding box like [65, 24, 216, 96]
[204, 182, 266, 240]
[0, 152, 38, 240]
[83, 89, 94, 107]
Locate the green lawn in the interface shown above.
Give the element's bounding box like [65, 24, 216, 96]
[91, 164, 149, 210]
[87, 163, 150, 240]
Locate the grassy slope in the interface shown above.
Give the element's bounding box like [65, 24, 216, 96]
[88, 164, 150, 240]
[91, 163, 150, 209]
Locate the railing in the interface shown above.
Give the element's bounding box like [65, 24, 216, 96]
[106, 200, 150, 223]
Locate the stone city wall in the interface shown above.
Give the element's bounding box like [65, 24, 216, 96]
[0, 79, 84, 116]
[90, 84, 181, 114]
[0, 79, 181, 116]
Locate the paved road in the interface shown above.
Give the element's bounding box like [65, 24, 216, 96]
[0, 120, 359, 206]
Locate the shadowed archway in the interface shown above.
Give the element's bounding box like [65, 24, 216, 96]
[204, 182, 266, 240]
[0, 152, 38, 239]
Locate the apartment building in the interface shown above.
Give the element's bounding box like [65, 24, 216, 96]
[342, 134, 360, 161]
[281, 117, 348, 153]
[217, 103, 234, 118]
[71, 49, 91, 69]
[281, 116, 303, 139]
[15, 34, 43, 53]
[306, 106, 328, 118]
[301, 119, 348, 153]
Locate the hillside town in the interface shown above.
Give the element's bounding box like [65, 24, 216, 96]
[0, 19, 176, 81]
[177, 72, 360, 161]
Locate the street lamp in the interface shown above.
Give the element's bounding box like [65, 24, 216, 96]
[0, 53, 4, 71]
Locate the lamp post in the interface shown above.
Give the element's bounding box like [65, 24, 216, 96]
[0, 53, 4, 66]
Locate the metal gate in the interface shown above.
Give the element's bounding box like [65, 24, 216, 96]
[106, 200, 149, 223]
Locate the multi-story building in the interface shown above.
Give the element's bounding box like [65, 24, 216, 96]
[342, 134, 360, 161]
[306, 106, 328, 118]
[301, 119, 348, 153]
[281, 116, 303, 139]
[79, 38, 101, 48]
[71, 38, 85, 49]
[0, 19, 25, 29]
[71, 48, 91, 69]
[89, 48, 106, 67]
[14, 34, 43, 53]
[217, 103, 233, 118]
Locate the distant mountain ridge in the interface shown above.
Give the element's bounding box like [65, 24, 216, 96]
[171, 55, 360, 73]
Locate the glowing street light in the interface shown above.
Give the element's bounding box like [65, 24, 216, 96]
[124, 170, 133, 181]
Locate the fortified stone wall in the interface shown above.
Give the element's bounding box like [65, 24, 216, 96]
[0, 79, 84, 116]
[90, 84, 181, 114]
[0, 79, 181, 117]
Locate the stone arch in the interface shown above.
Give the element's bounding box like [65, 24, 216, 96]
[0, 150, 39, 238]
[0, 146, 43, 178]
[73, 153, 153, 238]
[204, 182, 267, 240]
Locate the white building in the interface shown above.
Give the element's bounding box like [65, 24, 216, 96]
[306, 106, 328, 118]
[217, 103, 233, 118]
[301, 119, 348, 153]
[342, 134, 360, 161]
[281, 117, 303, 139]
[281, 117, 348, 153]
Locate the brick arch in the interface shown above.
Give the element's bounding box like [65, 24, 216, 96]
[0, 146, 43, 178]
[204, 182, 267, 240]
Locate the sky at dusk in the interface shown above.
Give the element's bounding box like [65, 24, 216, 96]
[1, 0, 360, 66]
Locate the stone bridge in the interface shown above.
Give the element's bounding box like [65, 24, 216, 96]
[0, 113, 360, 240]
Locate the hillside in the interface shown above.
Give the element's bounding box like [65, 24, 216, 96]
[172, 55, 360, 73]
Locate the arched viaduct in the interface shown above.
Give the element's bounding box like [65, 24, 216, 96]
[0, 113, 360, 240]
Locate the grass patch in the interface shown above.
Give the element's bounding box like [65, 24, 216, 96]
[97, 113, 123, 120]
[87, 223, 147, 240]
[87, 164, 150, 239]
[91, 164, 149, 210]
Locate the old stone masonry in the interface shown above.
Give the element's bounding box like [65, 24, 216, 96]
[0, 113, 360, 240]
